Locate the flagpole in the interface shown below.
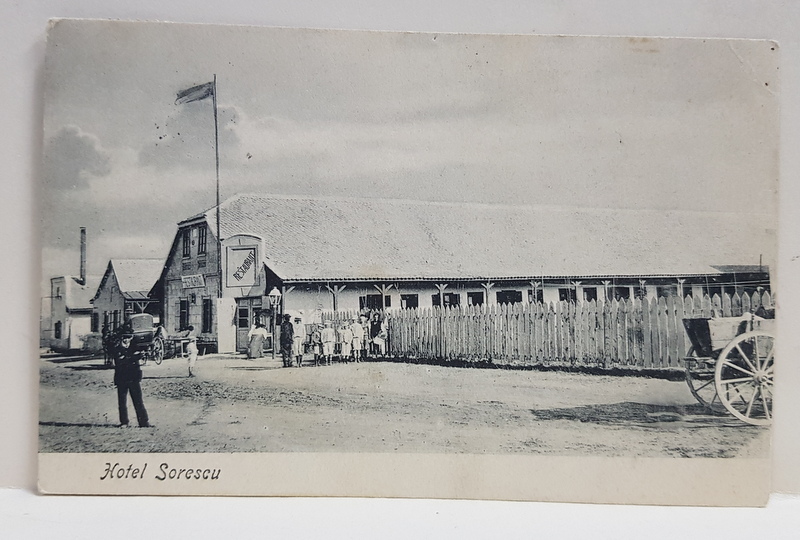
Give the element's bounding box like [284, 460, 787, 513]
[212, 74, 221, 299]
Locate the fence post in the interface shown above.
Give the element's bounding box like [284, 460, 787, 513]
[675, 295, 686, 360]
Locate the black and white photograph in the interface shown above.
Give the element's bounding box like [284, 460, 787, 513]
[37, 20, 778, 504]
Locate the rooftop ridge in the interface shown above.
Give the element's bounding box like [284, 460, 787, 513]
[194, 192, 775, 219]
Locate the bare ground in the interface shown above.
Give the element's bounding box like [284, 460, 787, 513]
[38, 352, 769, 458]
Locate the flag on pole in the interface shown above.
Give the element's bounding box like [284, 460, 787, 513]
[175, 82, 214, 105]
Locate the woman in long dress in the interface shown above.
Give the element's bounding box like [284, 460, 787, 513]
[247, 323, 268, 359]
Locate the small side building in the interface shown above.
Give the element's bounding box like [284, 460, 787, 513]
[49, 275, 98, 352]
[91, 259, 165, 333]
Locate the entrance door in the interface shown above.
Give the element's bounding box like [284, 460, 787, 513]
[235, 298, 271, 352]
[235, 299, 251, 352]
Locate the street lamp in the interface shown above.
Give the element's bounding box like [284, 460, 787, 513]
[268, 287, 282, 359]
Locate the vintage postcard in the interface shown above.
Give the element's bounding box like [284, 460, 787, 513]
[38, 20, 778, 505]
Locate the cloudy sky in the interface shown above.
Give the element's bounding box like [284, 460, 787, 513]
[41, 21, 779, 293]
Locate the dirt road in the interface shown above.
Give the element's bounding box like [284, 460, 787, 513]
[39, 352, 769, 458]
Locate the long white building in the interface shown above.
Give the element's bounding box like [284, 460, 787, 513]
[151, 194, 773, 353]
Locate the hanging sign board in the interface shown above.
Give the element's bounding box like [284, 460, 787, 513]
[226, 246, 258, 288]
[181, 274, 206, 288]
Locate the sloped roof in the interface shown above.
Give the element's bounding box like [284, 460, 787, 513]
[198, 194, 775, 282]
[58, 275, 100, 311]
[94, 259, 165, 302]
[111, 259, 165, 296]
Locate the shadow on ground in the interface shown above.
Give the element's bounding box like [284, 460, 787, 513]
[229, 366, 283, 372]
[45, 355, 104, 365]
[40, 421, 119, 428]
[385, 356, 687, 381]
[66, 364, 113, 371]
[530, 402, 755, 428]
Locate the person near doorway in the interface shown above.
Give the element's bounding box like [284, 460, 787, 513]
[247, 322, 268, 359]
[369, 312, 382, 356]
[280, 314, 294, 367]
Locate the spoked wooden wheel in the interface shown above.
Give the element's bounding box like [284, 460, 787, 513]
[685, 349, 726, 414]
[151, 337, 165, 365]
[715, 331, 775, 426]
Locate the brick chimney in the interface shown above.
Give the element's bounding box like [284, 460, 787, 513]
[79, 227, 87, 285]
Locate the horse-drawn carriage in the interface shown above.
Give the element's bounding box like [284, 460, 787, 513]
[683, 312, 775, 425]
[104, 313, 167, 366]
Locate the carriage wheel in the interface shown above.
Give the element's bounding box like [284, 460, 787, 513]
[684, 347, 726, 414]
[714, 331, 775, 426]
[151, 337, 165, 365]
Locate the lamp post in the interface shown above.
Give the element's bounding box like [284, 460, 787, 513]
[268, 287, 282, 359]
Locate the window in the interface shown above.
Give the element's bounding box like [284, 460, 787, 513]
[112, 310, 120, 330]
[432, 292, 460, 307]
[182, 228, 191, 258]
[657, 285, 679, 298]
[237, 306, 250, 329]
[496, 290, 523, 305]
[528, 289, 544, 303]
[582, 287, 597, 302]
[202, 298, 213, 333]
[611, 286, 631, 300]
[558, 288, 577, 302]
[198, 226, 207, 255]
[359, 294, 390, 310]
[103, 312, 109, 332]
[54, 321, 62, 339]
[91, 313, 99, 333]
[400, 294, 419, 309]
[179, 299, 190, 330]
[467, 291, 484, 306]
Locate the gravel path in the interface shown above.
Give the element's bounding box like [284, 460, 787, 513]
[38, 352, 769, 457]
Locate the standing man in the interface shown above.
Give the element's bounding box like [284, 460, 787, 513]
[280, 314, 294, 367]
[321, 321, 336, 366]
[339, 321, 353, 363]
[350, 318, 365, 362]
[101, 323, 112, 366]
[369, 312, 382, 357]
[310, 325, 323, 366]
[293, 316, 305, 367]
[112, 334, 151, 428]
[184, 325, 198, 377]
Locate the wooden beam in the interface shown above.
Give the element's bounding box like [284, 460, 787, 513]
[325, 284, 346, 312]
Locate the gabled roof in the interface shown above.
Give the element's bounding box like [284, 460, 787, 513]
[188, 193, 773, 282]
[94, 259, 165, 301]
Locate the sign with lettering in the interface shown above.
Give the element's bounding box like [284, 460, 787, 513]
[181, 274, 206, 288]
[226, 247, 258, 288]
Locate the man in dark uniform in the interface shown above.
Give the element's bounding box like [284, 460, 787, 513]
[280, 314, 295, 367]
[112, 334, 151, 427]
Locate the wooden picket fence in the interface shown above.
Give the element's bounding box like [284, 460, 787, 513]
[377, 291, 774, 369]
